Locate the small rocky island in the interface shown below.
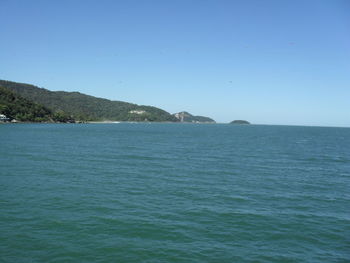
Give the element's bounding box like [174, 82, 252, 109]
[230, 120, 250, 125]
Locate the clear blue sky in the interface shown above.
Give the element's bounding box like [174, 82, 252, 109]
[1, 0, 349, 126]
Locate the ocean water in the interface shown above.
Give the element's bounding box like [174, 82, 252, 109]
[0, 123, 349, 263]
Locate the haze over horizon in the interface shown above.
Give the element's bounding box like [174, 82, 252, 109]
[1, 0, 349, 126]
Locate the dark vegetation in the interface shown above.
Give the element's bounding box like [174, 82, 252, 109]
[0, 86, 73, 122]
[0, 80, 178, 122]
[230, 120, 250, 124]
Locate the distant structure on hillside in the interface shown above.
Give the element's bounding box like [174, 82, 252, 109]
[129, 110, 146, 115]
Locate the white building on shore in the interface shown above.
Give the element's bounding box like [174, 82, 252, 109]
[0, 114, 10, 122]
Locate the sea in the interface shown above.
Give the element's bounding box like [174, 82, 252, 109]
[0, 123, 349, 262]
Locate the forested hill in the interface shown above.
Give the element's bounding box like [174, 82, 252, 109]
[0, 86, 72, 122]
[0, 80, 177, 122]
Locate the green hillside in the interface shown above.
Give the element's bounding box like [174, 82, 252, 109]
[0, 80, 178, 122]
[0, 86, 73, 122]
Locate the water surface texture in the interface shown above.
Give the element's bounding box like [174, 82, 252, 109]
[1, 124, 349, 262]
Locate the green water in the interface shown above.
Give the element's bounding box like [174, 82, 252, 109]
[1, 123, 349, 262]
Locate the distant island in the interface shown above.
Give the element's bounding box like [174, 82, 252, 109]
[173, 111, 215, 123]
[230, 120, 250, 125]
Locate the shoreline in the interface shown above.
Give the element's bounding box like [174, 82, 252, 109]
[1, 121, 349, 128]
